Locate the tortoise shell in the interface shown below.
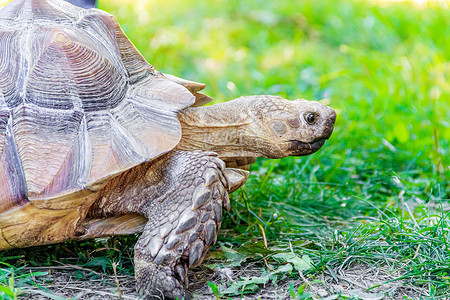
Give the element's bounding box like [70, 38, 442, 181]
[0, 0, 199, 214]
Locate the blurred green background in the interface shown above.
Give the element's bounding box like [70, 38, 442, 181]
[100, 0, 449, 168]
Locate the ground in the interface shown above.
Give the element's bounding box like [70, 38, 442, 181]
[0, 0, 449, 299]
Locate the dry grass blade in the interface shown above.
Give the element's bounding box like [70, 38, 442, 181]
[112, 261, 122, 300]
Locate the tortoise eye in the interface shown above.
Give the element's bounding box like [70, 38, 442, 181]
[305, 113, 316, 124]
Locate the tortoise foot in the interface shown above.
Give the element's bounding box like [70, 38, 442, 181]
[135, 257, 189, 299]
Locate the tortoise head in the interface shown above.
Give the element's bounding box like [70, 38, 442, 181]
[177, 95, 336, 160]
[243, 96, 336, 158]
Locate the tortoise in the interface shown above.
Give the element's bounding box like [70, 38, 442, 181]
[0, 0, 336, 298]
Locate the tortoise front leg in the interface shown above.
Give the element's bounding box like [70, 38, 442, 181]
[134, 151, 247, 299]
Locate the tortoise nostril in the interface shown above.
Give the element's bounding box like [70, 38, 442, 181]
[330, 110, 336, 124]
[324, 116, 336, 137]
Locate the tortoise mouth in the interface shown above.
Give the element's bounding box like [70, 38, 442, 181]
[288, 138, 327, 156]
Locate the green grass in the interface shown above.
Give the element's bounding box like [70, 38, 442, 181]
[1, 0, 449, 298]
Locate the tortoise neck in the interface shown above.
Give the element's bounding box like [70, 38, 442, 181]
[176, 99, 262, 158]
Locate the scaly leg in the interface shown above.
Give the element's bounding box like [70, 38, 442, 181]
[131, 151, 247, 299]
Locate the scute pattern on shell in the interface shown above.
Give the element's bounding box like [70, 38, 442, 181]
[0, 0, 195, 212]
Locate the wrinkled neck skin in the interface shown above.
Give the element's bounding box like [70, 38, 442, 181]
[176, 99, 268, 159]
